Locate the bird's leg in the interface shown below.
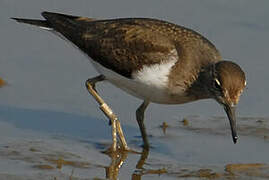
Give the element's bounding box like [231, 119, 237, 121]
[136, 101, 150, 150]
[85, 75, 129, 151]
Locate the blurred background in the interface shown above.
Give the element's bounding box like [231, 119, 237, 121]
[0, 1, 269, 179]
[1, 0, 268, 121]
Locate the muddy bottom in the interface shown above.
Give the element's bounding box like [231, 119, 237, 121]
[0, 106, 268, 180]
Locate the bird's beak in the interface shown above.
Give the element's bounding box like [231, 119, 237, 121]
[224, 104, 238, 144]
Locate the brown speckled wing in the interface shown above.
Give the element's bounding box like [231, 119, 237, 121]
[42, 12, 177, 78]
[42, 12, 221, 80]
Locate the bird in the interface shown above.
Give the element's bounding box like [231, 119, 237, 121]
[12, 12, 246, 151]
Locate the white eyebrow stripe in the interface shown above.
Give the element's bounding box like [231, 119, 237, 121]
[215, 78, 221, 86]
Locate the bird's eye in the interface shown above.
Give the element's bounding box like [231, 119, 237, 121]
[213, 78, 222, 90]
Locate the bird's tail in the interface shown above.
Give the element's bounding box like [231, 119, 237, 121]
[11, 12, 84, 31]
[11, 17, 52, 30]
[12, 12, 90, 45]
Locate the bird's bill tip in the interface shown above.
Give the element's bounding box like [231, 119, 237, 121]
[224, 104, 238, 144]
[233, 135, 238, 144]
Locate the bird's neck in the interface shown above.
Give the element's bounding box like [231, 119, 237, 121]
[186, 63, 215, 100]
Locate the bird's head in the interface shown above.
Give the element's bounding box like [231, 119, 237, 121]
[209, 61, 246, 143]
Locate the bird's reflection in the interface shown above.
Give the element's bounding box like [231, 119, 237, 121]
[103, 147, 129, 179]
[102, 147, 167, 180]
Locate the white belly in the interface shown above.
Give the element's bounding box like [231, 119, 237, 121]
[49, 32, 190, 104]
[91, 60, 178, 104]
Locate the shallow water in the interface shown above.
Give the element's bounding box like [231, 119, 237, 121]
[0, 105, 269, 179]
[1, 0, 269, 179]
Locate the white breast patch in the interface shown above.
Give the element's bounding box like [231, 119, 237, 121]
[132, 56, 177, 92]
[91, 50, 178, 104]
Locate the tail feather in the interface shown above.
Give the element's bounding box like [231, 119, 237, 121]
[41, 11, 80, 21]
[11, 17, 52, 30]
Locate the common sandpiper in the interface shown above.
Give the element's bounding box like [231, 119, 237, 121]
[12, 12, 246, 151]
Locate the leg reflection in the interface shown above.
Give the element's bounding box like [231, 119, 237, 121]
[136, 148, 149, 169]
[104, 149, 128, 180]
[103, 147, 167, 179]
[132, 148, 167, 179]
